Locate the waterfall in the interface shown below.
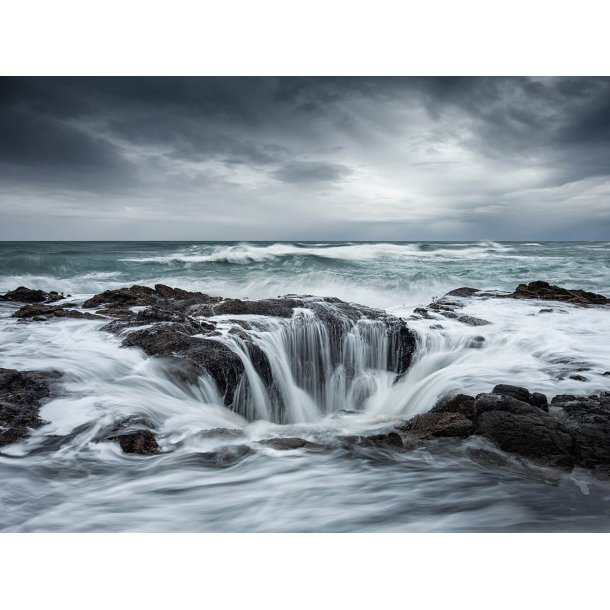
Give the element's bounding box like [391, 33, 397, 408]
[209, 305, 410, 424]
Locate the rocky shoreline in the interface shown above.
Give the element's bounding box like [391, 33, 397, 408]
[1, 280, 609, 482]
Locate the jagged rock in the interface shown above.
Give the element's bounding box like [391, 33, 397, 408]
[445, 287, 480, 298]
[98, 417, 161, 455]
[490, 385, 548, 412]
[339, 431, 405, 449]
[13, 303, 104, 320]
[456, 315, 491, 327]
[214, 297, 303, 318]
[475, 392, 543, 416]
[84, 284, 417, 419]
[430, 393, 476, 418]
[550, 394, 610, 469]
[115, 430, 160, 455]
[413, 307, 434, 319]
[0, 286, 64, 304]
[509, 281, 609, 305]
[475, 409, 574, 469]
[406, 412, 474, 439]
[0, 368, 60, 447]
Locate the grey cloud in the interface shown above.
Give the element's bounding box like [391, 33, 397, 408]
[272, 161, 351, 184]
[0, 77, 609, 240]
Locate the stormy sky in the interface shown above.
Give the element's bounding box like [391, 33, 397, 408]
[1, 76, 609, 240]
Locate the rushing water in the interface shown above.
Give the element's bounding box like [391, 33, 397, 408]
[1, 241, 610, 532]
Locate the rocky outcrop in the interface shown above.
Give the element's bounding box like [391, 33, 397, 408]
[433, 281, 609, 307]
[0, 368, 61, 447]
[405, 385, 610, 476]
[509, 281, 609, 305]
[13, 303, 104, 321]
[0, 286, 66, 304]
[78, 284, 417, 418]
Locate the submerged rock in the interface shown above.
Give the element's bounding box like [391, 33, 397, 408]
[99, 417, 161, 456]
[115, 430, 161, 455]
[0, 368, 61, 447]
[260, 437, 323, 450]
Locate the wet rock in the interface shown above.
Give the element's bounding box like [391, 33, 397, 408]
[339, 431, 405, 449]
[99, 417, 161, 455]
[552, 394, 610, 470]
[509, 280, 609, 306]
[13, 303, 104, 320]
[0, 368, 61, 447]
[115, 430, 160, 455]
[491, 384, 548, 412]
[475, 410, 574, 469]
[214, 297, 304, 318]
[569, 374, 588, 382]
[406, 412, 475, 439]
[413, 307, 434, 319]
[476, 392, 544, 416]
[445, 287, 480, 298]
[539, 308, 554, 313]
[260, 437, 323, 450]
[190, 444, 254, 467]
[430, 393, 476, 418]
[0, 286, 65, 304]
[530, 392, 549, 411]
[456, 315, 491, 327]
[85, 284, 417, 418]
[467, 335, 486, 348]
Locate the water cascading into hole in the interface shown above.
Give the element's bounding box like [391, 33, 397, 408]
[208, 306, 414, 424]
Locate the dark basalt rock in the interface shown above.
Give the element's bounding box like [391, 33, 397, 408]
[214, 297, 304, 318]
[115, 430, 161, 455]
[122, 325, 244, 406]
[13, 303, 104, 321]
[339, 431, 405, 449]
[259, 437, 322, 450]
[0, 286, 65, 304]
[445, 287, 480, 298]
[490, 384, 548, 412]
[83, 283, 222, 311]
[99, 417, 161, 455]
[403, 386, 610, 474]
[0, 368, 61, 447]
[475, 410, 574, 469]
[405, 412, 474, 439]
[430, 393, 476, 418]
[84, 284, 417, 418]
[456, 315, 491, 327]
[509, 281, 609, 305]
[550, 393, 610, 470]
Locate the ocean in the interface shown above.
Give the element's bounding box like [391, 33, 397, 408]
[1, 241, 609, 531]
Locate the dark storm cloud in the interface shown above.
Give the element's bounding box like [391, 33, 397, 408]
[0, 76, 609, 239]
